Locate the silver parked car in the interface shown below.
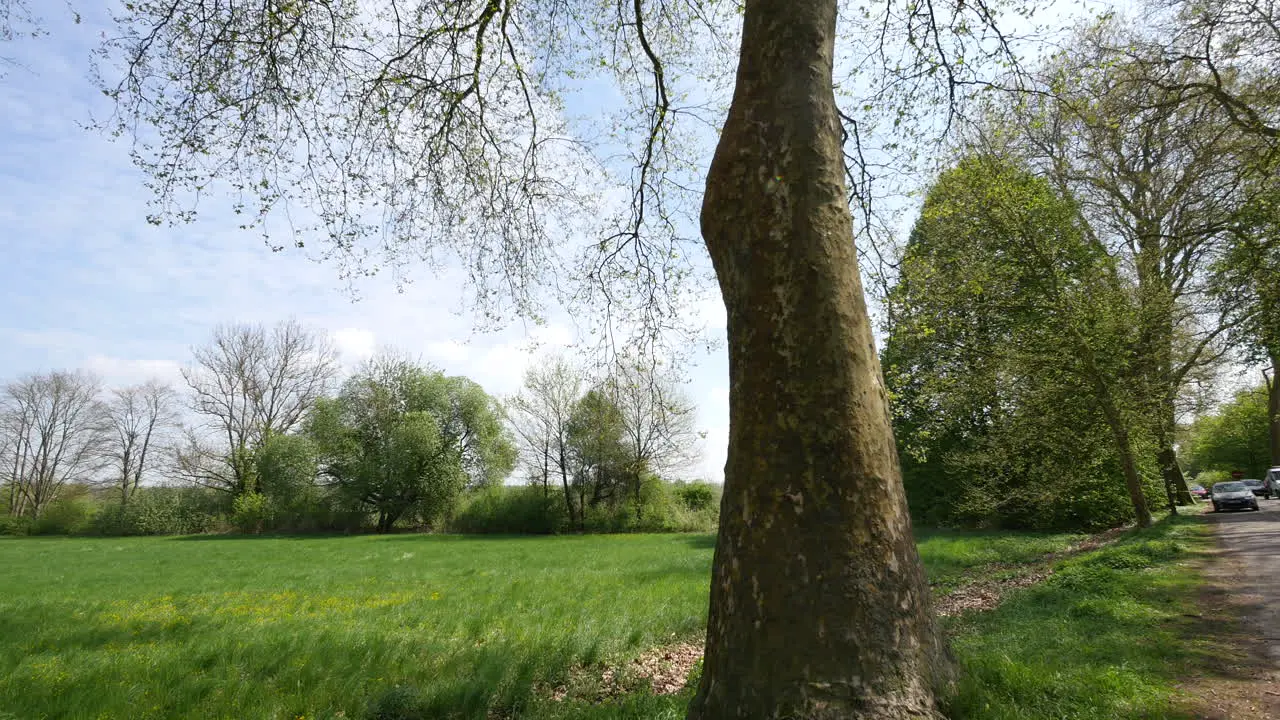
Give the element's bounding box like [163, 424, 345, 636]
[1212, 481, 1260, 512]
[1265, 467, 1280, 499]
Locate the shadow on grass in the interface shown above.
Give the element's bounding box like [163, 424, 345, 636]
[168, 532, 357, 541]
[942, 513, 1242, 719]
[679, 534, 716, 550]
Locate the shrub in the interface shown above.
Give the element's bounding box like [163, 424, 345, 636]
[232, 492, 273, 534]
[256, 433, 324, 530]
[31, 496, 97, 535]
[299, 493, 370, 533]
[1193, 469, 1231, 489]
[0, 515, 33, 536]
[674, 482, 716, 512]
[450, 485, 569, 534]
[449, 479, 720, 535]
[578, 477, 719, 534]
[90, 487, 223, 536]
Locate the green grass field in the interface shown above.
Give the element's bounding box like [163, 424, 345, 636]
[0, 522, 1210, 720]
[946, 515, 1213, 719]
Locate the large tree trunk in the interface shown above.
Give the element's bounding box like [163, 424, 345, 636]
[688, 1, 952, 717]
[1154, 404, 1193, 506]
[1156, 444, 1191, 507]
[1082, 353, 1152, 527]
[557, 441, 576, 529]
[1269, 355, 1280, 468]
[1133, 226, 1193, 507]
[1078, 344, 1153, 527]
[1104, 410, 1154, 529]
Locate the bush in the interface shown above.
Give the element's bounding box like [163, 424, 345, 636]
[90, 487, 223, 536]
[1192, 469, 1231, 489]
[579, 477, 719, 533]
[232, 492, 273, 534]
[31, 496, 97, 535]
[674, 482, 716, 512]
[0, 515, 33, 536]
[450, 485, 569, 534]
[300, 493, 370, 533]
[449, 479, 720, 535]
[256, 433, 325, 530]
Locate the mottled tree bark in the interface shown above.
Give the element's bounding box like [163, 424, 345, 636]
[688, 1, 952, 717]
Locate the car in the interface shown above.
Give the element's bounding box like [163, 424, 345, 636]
[1265, 467, 1280, 498]
[1242, 478, 1267, 497]
[1188, 483, 1210, 500]
[1212, 481, 1261, 512]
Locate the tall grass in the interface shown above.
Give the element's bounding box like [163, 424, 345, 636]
[0, 534, 711, 720]
[0, 523, 1205, 720]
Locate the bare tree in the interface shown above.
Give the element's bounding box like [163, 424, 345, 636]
[176, 319, 339, 495]
[1121, 0, 1280, 142]
[101, 380, 177, 507]
[608, 356, 703, 513]
[507, 355, 584, 527]
[0, 371, 107, 518]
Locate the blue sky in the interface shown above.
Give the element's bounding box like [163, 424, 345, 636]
[0, 6, 731, 481]
[0, 2, 1130, 484]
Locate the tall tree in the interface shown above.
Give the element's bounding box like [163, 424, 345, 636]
[0, 371, 107, 518]
[886, 155, 1158, 529]
[174, 319, 339, 496]
[102, 379, 177, 507]
[998, 28, 1260, 506]
[608, 358, 702, 515]
[310, 353, 515, 532]
[565, 386, 629, 524]
[690, 4, 951, 714]
[1217, 183, 1280, 466]
[1183, 384, 1273, 476]
[507, 356, 585, 527]
[1124, 0, 1280, 141]
[92, 0, 1025, 712]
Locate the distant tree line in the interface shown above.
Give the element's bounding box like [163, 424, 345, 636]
[0, 320, 711, 536]
[1182, 384, 1277, 481]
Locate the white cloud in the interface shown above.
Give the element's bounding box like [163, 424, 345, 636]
[331, 328, 377, 363]
[422, 339, 473, 369]
[417, 323, 577, 399]
[82, 355, 186, 389]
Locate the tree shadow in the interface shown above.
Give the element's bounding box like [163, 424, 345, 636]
[679, 534, 716, 550]
[168, 532, 356, 541]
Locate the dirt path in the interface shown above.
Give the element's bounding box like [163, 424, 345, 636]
[1183, 501, 1280, 718]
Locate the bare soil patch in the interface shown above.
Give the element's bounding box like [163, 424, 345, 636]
[933, 525, 1128, 617]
